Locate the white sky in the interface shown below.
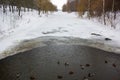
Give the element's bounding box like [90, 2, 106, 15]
[51, 0, 67, 10]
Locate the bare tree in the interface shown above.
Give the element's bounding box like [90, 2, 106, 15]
[111, 0, 115, 28]
[103, 0, 106, 25]
[88, 0, 91, 19]
[112, 0, 116, 20]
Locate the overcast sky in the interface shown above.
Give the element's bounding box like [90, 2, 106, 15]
[51, 0, 67, 10]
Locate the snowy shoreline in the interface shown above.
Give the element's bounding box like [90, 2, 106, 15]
[0, 36, 120, 60]
[0, 11, 120, 60]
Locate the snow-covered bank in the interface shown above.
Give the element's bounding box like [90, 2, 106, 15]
[0, 11, 120, 59]
[1, 36, 120, 59]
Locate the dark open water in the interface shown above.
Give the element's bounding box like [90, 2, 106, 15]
[0, 45, 120, 80]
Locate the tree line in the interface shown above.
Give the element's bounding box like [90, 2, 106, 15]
[0, 0, 57, 16]
[63, 0, 120, 28]
[35, 0, 57, 15]
[63, 0, 120, 16]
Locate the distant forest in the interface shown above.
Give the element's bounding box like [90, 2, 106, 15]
[63, 0, 120, 13]
[0, 0, 57, 16]
[63, 0, 120, 28]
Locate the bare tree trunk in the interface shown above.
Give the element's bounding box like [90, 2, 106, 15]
[11, 5, 14, 13]
[9, 5, 11, 12]
[112, 0, 115, 20]
[38, 9, 41, 15]
[3, 4, 6, 13]
[111, 0, 116, 28]
[103, 0, 106, 25]
[114, 11, 116, 20]
[112, 0, 115, 12]
[17, 7, 21, 16]
[88, 0, 91, 19]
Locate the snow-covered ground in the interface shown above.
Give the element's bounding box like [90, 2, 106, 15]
[0, 9, 120, 59]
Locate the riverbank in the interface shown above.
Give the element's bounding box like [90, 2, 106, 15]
[0, 36, 120, 60]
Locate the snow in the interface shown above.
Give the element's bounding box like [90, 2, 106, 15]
[0, 9, 120, 59]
